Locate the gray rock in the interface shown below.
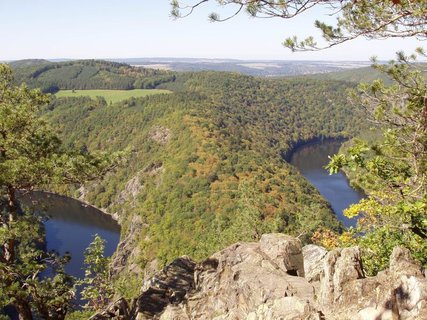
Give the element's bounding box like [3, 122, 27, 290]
[96, 234, 427, 320]
[259, 233, 305, 277]
[110, 215, 145, 276]
[390, 246, 423, 277]
[246, 297, 320, 320]
[136, 256, 196, 318]
[117, 174, 144, 206]
[149, 126, 171, 145]
[357, 306, 394, 320]
[159, 305, 190, 320]
[395, 274, 427, 319]
[161, 236, 315, 319]
[319, 247, 364, 306]
[317, 246, 427, 320]
[90, 298, 131, 320]
[303, 244, 327, 282]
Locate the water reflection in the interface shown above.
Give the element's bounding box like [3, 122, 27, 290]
[19, 191, 120, 278]
[290, 140, 365, 228]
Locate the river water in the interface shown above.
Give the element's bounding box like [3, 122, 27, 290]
[19, 192, 120, 278]
[289, 139, 365, 227]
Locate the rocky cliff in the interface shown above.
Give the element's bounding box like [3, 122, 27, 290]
[93, 234, 427, 320]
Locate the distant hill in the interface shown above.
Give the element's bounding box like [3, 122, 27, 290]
[10, 58, 425, 82]
[111, 58, 371, 77]
[303, 63, 427, 84]
[8, 59, 51, 68]
[10, 58, 377, 79]
[302, 66, 391, 84]
[11, 59, 176, 93]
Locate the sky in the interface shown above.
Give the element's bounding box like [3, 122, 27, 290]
[0, 0, 424, 61]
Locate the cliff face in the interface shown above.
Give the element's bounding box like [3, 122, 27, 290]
[93, 234, 427, 320]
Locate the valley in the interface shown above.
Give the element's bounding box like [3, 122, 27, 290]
[2, 1, 426, 318]
[8, 59, 368, 292]
[2, 56, 426, 319]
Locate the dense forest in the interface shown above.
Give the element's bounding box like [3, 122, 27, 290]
[11, 59, 176, 92]
[4, 60, 364, 295]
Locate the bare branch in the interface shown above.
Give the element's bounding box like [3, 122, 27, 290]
[171, 0, 427, 51]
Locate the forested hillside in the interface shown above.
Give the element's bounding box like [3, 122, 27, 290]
[33, 66, 368, 295]
[304, 63, 427, 84]
[11, 59, 176, 92]
[303, 66, 386, 83]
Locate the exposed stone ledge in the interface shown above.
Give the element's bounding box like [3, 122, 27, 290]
[93, 234, 427, 320]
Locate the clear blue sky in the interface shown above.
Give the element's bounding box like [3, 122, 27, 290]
[0, 0, 423, 61]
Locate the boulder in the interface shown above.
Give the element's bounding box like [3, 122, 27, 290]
[135, 256, 196, 319]
[95, 234, 427, 320]
[259, 234, 305, 277]
[246, 297, 322, 320]
[159, 305, 190, 320]
[317, 246, 427, 320]
[389, 246, 423, 277]
[389, 247, 427, 319]
[319, 247, 364, 306]
[303, 244, 327, 282]
[153, 235, 315, 319]
[90, 298, 131, 320]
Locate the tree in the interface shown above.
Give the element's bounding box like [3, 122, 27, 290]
[79, 235, 114, 312]
[0, 64, 124, 319]
[171, 0, 427, 50]
[326, 52, 427, 274]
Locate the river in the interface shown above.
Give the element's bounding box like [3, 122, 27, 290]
[19, 191, 120, 278]
[289, 139, 365, 227]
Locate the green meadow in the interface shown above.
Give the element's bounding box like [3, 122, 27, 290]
[55, 89, 172, 104]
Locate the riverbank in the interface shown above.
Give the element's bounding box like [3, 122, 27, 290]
[282, 136, 347, 163]
[20, 189, 121, 223]
[18, 191, 121, 278]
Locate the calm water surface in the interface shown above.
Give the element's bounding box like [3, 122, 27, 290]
[290, 140, 365, 227]
[19, 191, 120, 278]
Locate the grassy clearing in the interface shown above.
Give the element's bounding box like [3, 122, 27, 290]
[55, 89, 172, 104]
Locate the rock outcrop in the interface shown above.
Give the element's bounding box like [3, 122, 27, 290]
[302, 244, 327, 283]
[110, 215, 146, 276]
[91, 298, 132, 320]
[319, 247, 365, 306]
[117, 174, 144, 206]
[149, 126, 171, 145]
[95, 234, 427, 320]
[136, 257, 196, 318]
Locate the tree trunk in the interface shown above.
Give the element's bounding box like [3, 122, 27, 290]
[15, 300, 33, 320]
[3, 185, 18, 263]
